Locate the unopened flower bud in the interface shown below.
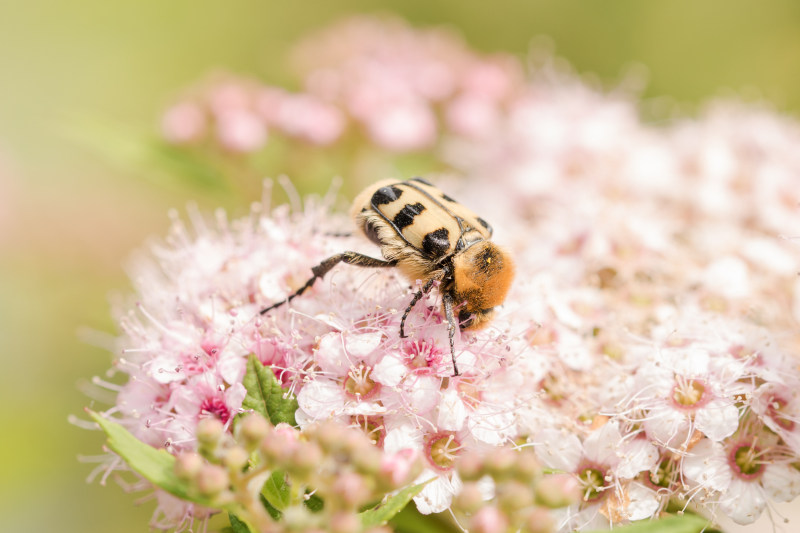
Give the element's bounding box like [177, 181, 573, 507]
[196, 464, 229, 497]
[332, 471, 371, 509]
[174, 452, 204, 480]
[456, 450, 485, 481]
[352, 444, 382, 476]
[512, 450, 542, 482]
[238, 413, 270, 447]
[454, 482, 485, 514]
[534, 474, 580, 508]
[313, 422, 348, 454]
[521, 507, 555, 533]
[496, 480, 534, 513]
[196, 418, 225, 450]
[329, 511, 361, 533]
[288, 442, 323, 479]
[484, 447, 516, 480]
[379, 448, 422, 489]
[281, 505, 315, 531]
[261, 424, 298, 463]
[470, 506, 509, 533]
[223, 445, 250, 472]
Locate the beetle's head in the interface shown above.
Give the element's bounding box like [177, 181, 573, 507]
[451, 241, 515, 330]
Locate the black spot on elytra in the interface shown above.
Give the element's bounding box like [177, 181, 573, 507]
[410, 177, 433, 186]
[393, 202, 426, 230]
[422, 228, 450, 257]
[372, 186, 403, 206]
[477, 217, 491, 231]
[441, 193, 457, 203]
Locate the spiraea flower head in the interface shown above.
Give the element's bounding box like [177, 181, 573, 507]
[85, 15, 800, 533]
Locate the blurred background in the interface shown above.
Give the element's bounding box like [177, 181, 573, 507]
[2, 1, 800, 531]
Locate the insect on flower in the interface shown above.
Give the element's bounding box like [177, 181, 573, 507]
[260, 177, 515, 375]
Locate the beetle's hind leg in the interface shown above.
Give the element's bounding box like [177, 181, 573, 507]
[399, 277, 436, 338]
[259, 252, 397, 315]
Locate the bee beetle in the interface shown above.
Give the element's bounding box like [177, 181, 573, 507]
[260, 177, 515, 375]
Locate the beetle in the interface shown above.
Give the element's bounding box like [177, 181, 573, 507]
[259, 177, 515, 375]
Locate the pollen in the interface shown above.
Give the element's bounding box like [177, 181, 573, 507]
[425, 432, 462, 471]
[343, 364, 381, 400]
[729, 443, 765, 480]
[671, 377, 711, 410]
[575, 463, 608, 502]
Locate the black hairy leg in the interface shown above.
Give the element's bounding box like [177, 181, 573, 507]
[259, 252, 397, 315]
[399, 277, 436, 338]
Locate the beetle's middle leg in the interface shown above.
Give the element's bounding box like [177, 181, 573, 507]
[399, 277, 436, 338]
[260, 252, 397, 315]
[442, 292, 460, 376]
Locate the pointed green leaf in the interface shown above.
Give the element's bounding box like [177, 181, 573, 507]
[88, 411, 214, 507]
[360, 480, 430, 528]
[228, 513, 255, 533]
[259, 493, 282, 520]
[261, 470, 291, 512]
[242, 354, 298, 426]
[585, 514, 710, 533]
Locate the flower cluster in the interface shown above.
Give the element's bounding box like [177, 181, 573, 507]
[160, 15, 522, 156]
[173, 414, 423, 533]
[88, 14, 800, 533]
[446, 75, 800, 531]
[451, 448, 579, 533]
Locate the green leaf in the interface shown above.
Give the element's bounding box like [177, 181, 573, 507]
[261, 470, 291, 512]
[389, 505, 459, 533]
[585, 514, 711, 533]
[360, 480, 430, 528]
[228, 513, 254, 533]
[88, 411, 213, 507]
[259, 493, 282, 521]
[304, 492, 324, 513]
[242, 354, 298, 426]
[62, 115, 228, 192]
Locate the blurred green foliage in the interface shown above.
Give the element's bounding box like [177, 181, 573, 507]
[1, 1, 799, 532]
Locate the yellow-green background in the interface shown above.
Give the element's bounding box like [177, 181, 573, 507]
[2, 1, 800, 531]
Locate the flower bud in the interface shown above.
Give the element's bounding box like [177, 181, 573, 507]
[196, 464, 229, 497]
[196, 418, 225, 451]
[238, 413, 270, 448]
[379, 448, 422, 489]
[329, 511, 361, 533]
[470, 506, 509, 533]
[313, 422, 348, 454]
[534, 473, 580, 508]
[351, 444, 382, 476]
[332, 471, 371, 509]
[511, 450, 541, 482]
[484, 447, 516, 480]
[223, 445, 250, 472]
[174, 452, 204, 480]
[288, 442, 323, 479]
[453, 482, 485, 514]
[281, 505, 315, 532]
[496, 480, 534, 513]
[521, 507, 555, 533]
[261, 424, 298, 463]
[456, 450, 485, 481]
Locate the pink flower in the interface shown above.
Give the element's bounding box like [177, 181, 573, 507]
[161, 102, 206, 144]
[215, 109, 267, 152]
[682, 432, 800, 524]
